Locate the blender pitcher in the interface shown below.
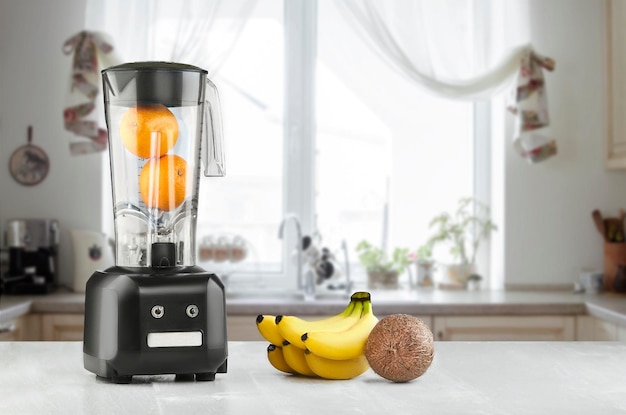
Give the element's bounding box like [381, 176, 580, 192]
[83, 62, 228, 384]
[102, 62, 225, 268]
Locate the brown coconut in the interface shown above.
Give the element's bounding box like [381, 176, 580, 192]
[364, 314, 434, 382]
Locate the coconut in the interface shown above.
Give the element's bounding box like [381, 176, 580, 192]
[364, 314, 434, 382]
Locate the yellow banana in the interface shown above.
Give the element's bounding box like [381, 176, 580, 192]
[266, 344, 295, 374]
[302, 299, 379, 360]
[304, 349, 370, 380]
[277, 300, 363, 349]
[256, 315, 285, 345]
[281, 341, 316, 377]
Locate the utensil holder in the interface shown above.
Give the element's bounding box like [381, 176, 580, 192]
[603, 242, 626, 291]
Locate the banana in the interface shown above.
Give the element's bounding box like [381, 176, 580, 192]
[302, 299, 379, 360]
[277, 300, 363, 349]
[256, 315, 285, 345]
[304, 349, 370, 380]
[266, 344, 295, 374]
[281, 341, 316, 377]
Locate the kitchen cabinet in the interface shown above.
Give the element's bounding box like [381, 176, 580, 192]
[40, 314, 85, 341]
[576, 315, 626, 341]
[0, 314, 40, 341]
[433, 316, 576, 341]
[607, 0, 626, 168]
[228, 316, 263, 341]
[227, 315, 434, 342]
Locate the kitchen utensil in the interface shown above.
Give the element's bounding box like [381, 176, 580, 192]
[604, 217, 625, 242]
[8, 126, 50, 186]
[83, 62, 227, 383]
[591, 209, 606, 240]
[69, 229, 114, 293]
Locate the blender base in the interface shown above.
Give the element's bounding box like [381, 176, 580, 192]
[83, 266, 228, 383]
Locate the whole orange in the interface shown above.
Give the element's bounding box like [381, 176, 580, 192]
[119, 104, 179, 158]
[139, 155, 188, 211]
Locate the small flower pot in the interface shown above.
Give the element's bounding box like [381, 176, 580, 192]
[367, 271, 399, 290]
[446, 263, 476, 285]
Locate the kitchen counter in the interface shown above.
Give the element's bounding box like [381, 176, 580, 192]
[1, 341, 625, 414]
[2, 289, 626, 326]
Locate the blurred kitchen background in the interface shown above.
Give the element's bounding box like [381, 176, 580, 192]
[0, 0, 623, 296]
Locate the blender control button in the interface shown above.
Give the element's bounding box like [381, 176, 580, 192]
[186, 304, 199, 318]
[151, 305, 165, 319]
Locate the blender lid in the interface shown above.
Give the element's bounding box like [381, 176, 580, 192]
[102, 61, 208, 107]
[103, 61, 208, 74]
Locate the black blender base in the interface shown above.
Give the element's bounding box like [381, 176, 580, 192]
[94, 359, 227, 383]
[83, 268, 228, 384]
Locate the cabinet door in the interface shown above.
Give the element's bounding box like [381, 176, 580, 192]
[607, 0, 626, 169]
[0, 315, 40, 341]
[41, 314, 85, 341]
[433, 316, 575, 341]
[0, 316, 24, 341]
[228, 316, 262, 341]
[576, 315, 622, 341]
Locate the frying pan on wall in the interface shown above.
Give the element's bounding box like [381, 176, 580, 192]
[8, 126, 50, 186]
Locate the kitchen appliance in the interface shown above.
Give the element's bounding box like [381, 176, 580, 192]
[83, 62, 227, 383]
[69, 229, 114, 293]
[2, 219, 58, 294]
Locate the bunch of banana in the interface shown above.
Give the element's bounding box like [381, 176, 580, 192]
[256, 291, 378, 380]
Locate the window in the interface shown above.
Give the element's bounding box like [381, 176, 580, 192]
[108, 0, 490, 289]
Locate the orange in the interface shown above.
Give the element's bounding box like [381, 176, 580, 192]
[119, 104, 179, 158]
[139, 155, 188, 211]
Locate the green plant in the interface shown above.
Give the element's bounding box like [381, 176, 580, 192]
[356, 240, 410, 274]
[426, 197, 497, 265]
[415, 243, 434, 263]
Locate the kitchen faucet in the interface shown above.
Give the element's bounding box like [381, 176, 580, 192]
[278, 214, 315, 299]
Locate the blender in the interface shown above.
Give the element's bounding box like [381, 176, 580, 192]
[83, 62, 227, 383]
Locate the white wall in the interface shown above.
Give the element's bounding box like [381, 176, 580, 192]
[503, 0, 626, 286]
[0, 0, 106, 288]
[0, 0, 622, 290]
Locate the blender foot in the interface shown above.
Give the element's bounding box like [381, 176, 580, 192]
[175, 374, 195, 382]
[217, 359, 227, 373]
[111, 375, 133, 384]
[195, 372, 216, 381]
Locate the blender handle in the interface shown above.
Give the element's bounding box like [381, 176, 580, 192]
[203, 78, 226, 177]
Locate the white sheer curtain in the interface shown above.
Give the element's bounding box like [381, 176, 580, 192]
[335, 0, 556, 162]
[85, 0, 258, 75]
[335, 0, 528, 100]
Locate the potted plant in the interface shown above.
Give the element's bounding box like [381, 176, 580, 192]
[356, 240, 410, 289]
[426, 197, 496, 285]
[412, 243, 436, 287]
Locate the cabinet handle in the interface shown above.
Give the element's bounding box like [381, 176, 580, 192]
[437, 330, 444, 341]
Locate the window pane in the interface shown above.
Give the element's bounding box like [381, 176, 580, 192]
[196, 0, 284, 274]
[316, 1, 474, 276]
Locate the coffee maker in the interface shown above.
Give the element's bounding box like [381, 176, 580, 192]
[83, 62, 228, 383]
[2, 219, 58, 294]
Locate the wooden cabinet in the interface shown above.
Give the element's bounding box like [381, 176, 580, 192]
[576, 315, 626, 341]
[40, 314, 85, 341]
[228, 316, 262, 341]
[227, 315, 434, 342]
[433, 316, 576, 341]
[0, 314, 40, 341]
[607, 0, 626, 169]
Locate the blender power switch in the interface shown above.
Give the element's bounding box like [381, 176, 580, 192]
[186, 305, 199, 318]
[151, 305, 165, 319]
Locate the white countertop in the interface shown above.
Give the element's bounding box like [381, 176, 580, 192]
[1, 341, 625, 414]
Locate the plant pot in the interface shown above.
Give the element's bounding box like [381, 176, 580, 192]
[446, 263, 477, 285]
[367, 271, 399, 290]
[415, 261, 435, 287]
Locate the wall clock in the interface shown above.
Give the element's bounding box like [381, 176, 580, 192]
[8, 126, 50, 186]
